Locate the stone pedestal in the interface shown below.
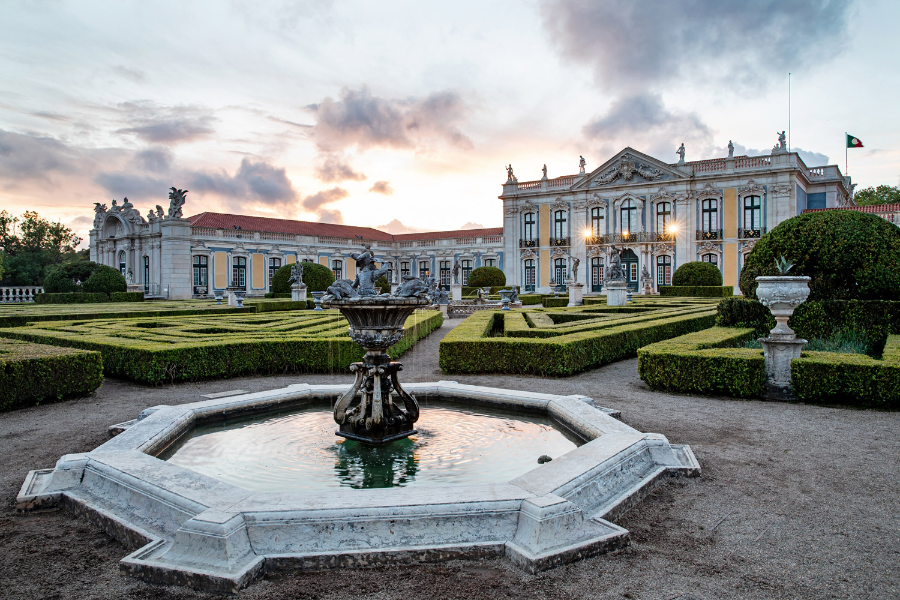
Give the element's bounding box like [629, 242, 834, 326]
[605, 280, 628, 306]
[451, 284, 462, 301]
[291, 283, 307, 302]
[760, 337, 806, 397]
[567, 282, 584, 307]
[126, 284, 143, 294]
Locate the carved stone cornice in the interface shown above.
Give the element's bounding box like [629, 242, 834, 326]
[587, 246, 605, 258]
[550, 247, 569, 259]
[571, 200, 587, 210]
[504, 207, 518, 216]
[695, 183, 722, 201]
[651, 243, 674, 256]
[738, 179, 765, 196]
[519, 200, 538, 214]
[771, 184, 792, 196]
[549, 197, 569, 212]
[520, 248, 537, 259]
[651, 189, 679, 205]
[697, 240, 722, 253]
[588, 193, 608, 209]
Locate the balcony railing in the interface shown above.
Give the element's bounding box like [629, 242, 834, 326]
[519, 239, 537, 248]
[696, 229, 723, 240]
[586, 235, 605, 246]
[549, 237, 570, 247]
[738, 227, 765, 239]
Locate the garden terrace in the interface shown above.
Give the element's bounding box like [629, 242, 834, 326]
[0, 338, 103, 411]
[439, 298, 718, 376]
[0, 309, 442, 385]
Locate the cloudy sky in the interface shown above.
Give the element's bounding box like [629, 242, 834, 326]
[1, 0, 898, 243]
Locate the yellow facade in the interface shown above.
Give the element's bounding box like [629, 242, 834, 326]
[214, 252, 227, 289]
[539, 204, 550, 246]
[319, 256, 328, 267]
[723, 243, 738, 287]
[723, 188, 737, 238]
[285, 255, 295, 264]
[251, 253, 265, 288]
[347, 257, 356, 279]
[540, 249, 550, 287]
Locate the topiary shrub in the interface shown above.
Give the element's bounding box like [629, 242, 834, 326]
[82, 265, 126, 294]
[42, 260, 98, 293]
[468, 266, 505, 287]
[739, 210, 900, 301]
[301, 262, 335, 291]
[672, 261, 723, 286]
[271, 264, 293, 294]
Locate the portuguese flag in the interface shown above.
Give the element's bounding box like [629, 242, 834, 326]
[847, 134, 864, 148]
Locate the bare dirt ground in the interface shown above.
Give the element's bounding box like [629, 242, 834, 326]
[2, 317, 899, 600]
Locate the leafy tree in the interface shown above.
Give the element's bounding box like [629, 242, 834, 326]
[468, 266, 506, 287]
[0, 210, 84, 286]
[43, 261, 99, 293]
[853, 185, 900, 206]
[672, 261, 723, 286]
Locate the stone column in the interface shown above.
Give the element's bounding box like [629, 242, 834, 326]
[159, 218, 193, 300]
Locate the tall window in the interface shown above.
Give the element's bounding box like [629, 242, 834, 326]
[418, 261, 430, 278]
[554, 210, 567, 239]
[591, 257, 604, 292]
[483, 258, 496, 267]
[523, 212, 536, 242]
[744, 195, 761, 231]
[524, 259, 536, 291]
[268, 257, 281, 289]
[461, 260, 473, 285]
[143, 256, 150, 294]
[553, 258, 567, 285]
[118, 251, 126, 275]
[332, 259, 343, 280]
[656, 255, 672, 286]
[591, 207, 604, 238]
[439, 260, 451, 286]
[400, 262, 410, 278]
[702, 253, 718, 266]
[702, 199, 718, 232]
[232, 256, 246, 287]
[620, 200, 636, 234]
[193, 255, 208, 290]
[656, 202, 671, 233]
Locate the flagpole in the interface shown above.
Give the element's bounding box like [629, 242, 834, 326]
[845, 131, 848, 175]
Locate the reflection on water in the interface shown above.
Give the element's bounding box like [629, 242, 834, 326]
[162, 404, 580, 492]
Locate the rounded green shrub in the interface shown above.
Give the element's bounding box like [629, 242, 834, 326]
[271, 264, 293, 294]
[271, 261, 336, 293]
[739, 210, 900, 301]
[43, 260, 98, 293]
[375, 275, 390, 291]
[82, 265, 126, 294]
[672, 261, 722, 287]
[468, 266, 505, 287]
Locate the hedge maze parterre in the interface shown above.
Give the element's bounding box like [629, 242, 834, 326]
[439, 297, 719, 376]
[0, 309, 443, 385]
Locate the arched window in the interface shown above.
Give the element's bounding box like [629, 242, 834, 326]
[591, 257, 604, 292]
[656, 202, 671, 234]
[523, 212, 536, 243]
[590, 207, 604, 239]
[553, 258, 567, 285]
[702, 253, 718, 266]
[332, 259, 343, 280]
[656, 255, 672, 286]
[702, 199, 718, 232]
[524, 259, 536, 291]
[118, 251, 126, 275]
[232, 256, 246, 287]
[743, 195, 761, 235]
[620, 200, 636, 235]
[553, 210, 567, 240]
[268, 257, 281, 289]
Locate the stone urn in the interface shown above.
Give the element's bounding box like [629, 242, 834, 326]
[311, 291, 325, 311]
[498, 289, 514, 311]
[755, 275, 810, 395]
[755, 276, 811, 340]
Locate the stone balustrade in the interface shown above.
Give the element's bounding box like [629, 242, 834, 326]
[0, 286, 44, 302]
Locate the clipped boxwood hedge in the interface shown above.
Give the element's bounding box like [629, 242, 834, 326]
[111, 291, 144, 302]
[672, 261, 723, 286]
[467, 266, 506, 288]
[637, 327, 764, 398]
[660, 286, 734, 298]
[541, 297, 569, 308]
[0, 338, 103, 411]
[35, 292, 111, 304]
[1, 309, 442, 384]
[519, 294, 542, 305]
[791, 336, 900, 407]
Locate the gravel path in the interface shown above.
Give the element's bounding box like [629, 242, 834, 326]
[2, 317, 899, 600]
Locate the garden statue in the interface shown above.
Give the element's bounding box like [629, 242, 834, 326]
[288, 261, 305, 287]
[452, 259, 461, 284]
[509, 286, 519, 303]
[606, 246, 624, 281]
[167, 187, 187, 219]
[323, 279, 356, 300]
[349, 245, 391, 296]
[394, 275, 429, 298]
[676, 143, 686, 164]
[126, 269, 134, 285]
[570, 257, 580, 281]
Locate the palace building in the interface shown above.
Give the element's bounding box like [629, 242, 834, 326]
[87, 143, 852, 300]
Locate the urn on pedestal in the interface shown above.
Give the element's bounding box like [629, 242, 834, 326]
[756, 274, 811, 395]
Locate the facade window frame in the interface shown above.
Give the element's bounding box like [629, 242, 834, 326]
[553, 210, 567, 239]
[656, 255, 672, 286]
[620, 200, 636, 234]
[332, 259, 343, 281]
[523, 259, 536, 291]
[523, 212, 536, 242]
[193, 255, 208, 289]
[656, 202, 671, 233]
[590, 256, 604, 292]
[439, 260, 451, 286]
[232, 256, 247, 288]
[702, 199, 719, 232]
[553, 258, 567, 286]
[591, 207, 604, 238]
[461, 259, 473, 285]
[702, 253, 718, 266]
[744, 195, 762, 231]
[268, 257, 281, 289]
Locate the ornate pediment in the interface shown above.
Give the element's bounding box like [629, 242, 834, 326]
[588, 246, 605, 258]
[695, 183, 722, 200]
[738, 179, 765, 196]
[651, 188, 679, 204]
[588, 193, 608, 208]
[550, 247, 569, 259]
[592, 155, 663, 186]
[574, 148, 684, 191]
[520, 248, 537, 259]
[549, 197, 569, 211]
[519, 200, 538, 214]
[698, 241, 721, 253]
[651, 243, 674, 256]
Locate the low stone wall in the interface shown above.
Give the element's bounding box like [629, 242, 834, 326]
[448, 300, 522, 319]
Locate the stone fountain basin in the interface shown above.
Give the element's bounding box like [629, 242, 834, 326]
[17, 382, 699, 594]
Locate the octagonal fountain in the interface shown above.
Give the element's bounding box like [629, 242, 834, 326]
[17, 248, 700, 593]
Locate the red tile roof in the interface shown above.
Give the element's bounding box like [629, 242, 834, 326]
[802, 203, 900, 214]
[187, 212, 502, 241]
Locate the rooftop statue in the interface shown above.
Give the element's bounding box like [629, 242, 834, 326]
[542, 164, 548, 179]
[778, 131, 787, 150]
[579, 155, 586, 174]
[676, 143, 686, 164]
[728, 140, 734, 159]
[167, 187, 188, 219]
[505, 164, 516, 182]
[92, 202, 107, 228]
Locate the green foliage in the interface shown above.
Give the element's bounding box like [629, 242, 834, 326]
[519, 294, 542, 305]
[792, 336, 900, 407]
[264, 292, 292, 299]
[739, 210, 900, 301]
[0, 210, 85, 285]
[111, 292, 144, 302]
[35, 292, 110, 304]
[852, 184, 900, 206]
[672, 261, 723, 286]
[83, 265, 126, 294]
[660, 286, 734, 298]
[468, 266, 506, 288]
[439, 300, 717, 376]
[302, 262, 335, 291]
[374, 275, 390, 292]
[637, 327, 765, 398]
[541, 297, 569, 308]
[0, 310, 442, 384]
[43, 260, 99, 293]
[270, 263, 293, 294]
[715, 297, 775, 336]
[0, 338, 103, 411]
